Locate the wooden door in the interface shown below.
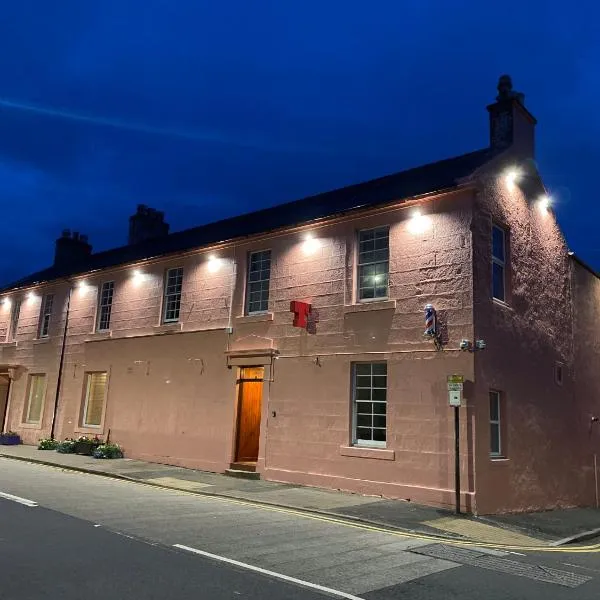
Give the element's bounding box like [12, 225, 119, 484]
[235, 367, 264, 462]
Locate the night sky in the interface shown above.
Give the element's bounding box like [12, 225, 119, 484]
[0, 2, 598, 285]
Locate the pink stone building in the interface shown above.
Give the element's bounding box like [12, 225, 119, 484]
[1, 76, 598, 514]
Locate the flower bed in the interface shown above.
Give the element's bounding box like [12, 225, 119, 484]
[0, 432, 21, 445]
[93, 443, 124, 459]
[38, 438, 59, 450]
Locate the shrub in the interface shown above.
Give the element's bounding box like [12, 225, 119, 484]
[93, 443, 124, 459]
[38, 438, 59, 450]
[56, 439, 77, 454]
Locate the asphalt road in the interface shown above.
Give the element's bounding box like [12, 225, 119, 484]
[1, 457, 600, 599]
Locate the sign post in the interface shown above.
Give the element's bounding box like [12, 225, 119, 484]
[447, 375, 464, 515]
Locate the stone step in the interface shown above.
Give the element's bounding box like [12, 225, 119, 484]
[225, 468, 260, 480]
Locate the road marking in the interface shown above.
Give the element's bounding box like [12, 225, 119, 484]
[0, 491, 38, 507]
[173, 543, 366, 600]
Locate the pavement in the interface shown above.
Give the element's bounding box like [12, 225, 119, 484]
[1, 443, 599, 548]
[2, 457, 600, 600]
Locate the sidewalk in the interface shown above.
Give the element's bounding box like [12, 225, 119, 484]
[2, 444, 599, 547]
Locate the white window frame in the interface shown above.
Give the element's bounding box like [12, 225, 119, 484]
[352, 362, 388, 448]
[8, 298, 21, 342]
[162, 267, 184, 324]
[492, 224, 506, 302]
[96, 281, 115, 332]
[490, 390, 502, 457]
[38, 294, 54, 338]
[357, 226, 390, 303]
[24, 374, 46, 425]
[246, 250, 271, 315]
[82, 371, 108, 428]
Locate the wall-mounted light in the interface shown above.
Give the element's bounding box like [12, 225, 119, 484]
[132, 269, 145, 286]
[27, 291, 36, 302]
[504, 167, 521, 191]
[302, 232, 320, 255]
[0, 297, 10, 309]
[77, 280, 89, 293]
[207, 254, 222, 273]
[407, 209, 432, 235]
[537, 195, 551, 214]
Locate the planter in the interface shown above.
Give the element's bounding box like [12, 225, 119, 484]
[0, 433, 21, 446]
[74, 440, 101, 456]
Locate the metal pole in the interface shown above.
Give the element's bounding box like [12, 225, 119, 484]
[594, 454, 599, 510]
[50, 287, 72, 440]
[455, 405, 461, 515]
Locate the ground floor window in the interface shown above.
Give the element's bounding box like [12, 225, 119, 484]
[24, 374, 46, 424]
[82, 372, 108, 427]
[352, 362, 387, 447]
[490, 390, 503, 457]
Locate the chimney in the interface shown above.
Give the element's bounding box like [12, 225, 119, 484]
[487, 75, 537, 158]
[54, 229, 93, 267]
[128, 204, 170, 245]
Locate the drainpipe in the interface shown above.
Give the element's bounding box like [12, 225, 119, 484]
[50, 286, 73, 440]
[1, 374, 13, 433]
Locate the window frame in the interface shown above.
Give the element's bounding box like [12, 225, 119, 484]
[81, 371, 108, 429]
[8, 298, 21, 342]
[24, 374, 46, 425]
[37, 293, 54, 338]
[357, 226, 390, 303]
[245, 250, 272, 315]
[351, 362, 388, 449]
[491, 224, 507, 302]
[489, 390, 502, 457]
[96, 281, 115, 332]
[162, 267, 184, 324]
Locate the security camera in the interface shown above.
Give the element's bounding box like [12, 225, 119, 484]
[460, 339, 471, 351]
[475, 340, 486, 350]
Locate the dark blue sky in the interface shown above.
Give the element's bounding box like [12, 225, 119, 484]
[0, 2, 598, 285]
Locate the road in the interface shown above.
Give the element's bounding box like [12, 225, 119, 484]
[1, 458, 599, 599]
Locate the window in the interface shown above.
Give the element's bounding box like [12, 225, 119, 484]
[38, 294, 54, 338]
[246, 250, 271, 314]
[8, 298, 21, 342]
[492, 225, 506, 301]
[96, 282, 114, 331]
[24, 374, 46, 424]
[162, 267, 183, 323]
[490, 391, 502, 457]
[82, 372, 107, 427]
[554, 362, 564, 386]
[358, 227, 389, 301]
[352, 362, 387, 447]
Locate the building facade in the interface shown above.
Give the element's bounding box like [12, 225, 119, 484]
[1, 76, 598, 514]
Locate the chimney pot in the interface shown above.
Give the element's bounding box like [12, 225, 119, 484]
[54, 230, 92, 268]
[128, 204, 170, 245]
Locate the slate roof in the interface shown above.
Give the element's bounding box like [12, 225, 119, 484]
[1, 147, 499, 293]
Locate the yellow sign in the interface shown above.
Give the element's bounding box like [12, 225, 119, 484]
[447, 375, 464, 384]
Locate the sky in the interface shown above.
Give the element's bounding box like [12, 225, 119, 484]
[0, 1, 599, 285]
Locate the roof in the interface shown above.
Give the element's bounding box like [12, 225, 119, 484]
[568, 252, 600, 279]
[1, 147, 498, 293]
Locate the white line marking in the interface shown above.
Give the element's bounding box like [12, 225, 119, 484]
[173, 544, 365, 600]
[0, 491, 38, 507]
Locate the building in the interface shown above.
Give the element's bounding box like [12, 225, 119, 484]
[1, 76, 598, 514]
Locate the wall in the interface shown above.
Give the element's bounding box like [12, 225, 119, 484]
[471, 161, 583, 514]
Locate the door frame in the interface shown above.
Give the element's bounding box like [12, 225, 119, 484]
[233, 366, 265, 463]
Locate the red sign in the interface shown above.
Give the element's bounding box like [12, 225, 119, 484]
[290, 301, 319, 334]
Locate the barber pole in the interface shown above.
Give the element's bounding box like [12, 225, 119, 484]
[424, 304, 436, 337]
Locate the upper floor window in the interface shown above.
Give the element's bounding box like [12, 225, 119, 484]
[8, 298, 21, 342]
[38, 294, 54, 338]
[492, 225, 506, 301]
[358, 227, 389, 302]
[163, 267, 183, 323]
[96, 282, 114, 332]
[246, 250, 271, 314]
[352, 362, 387, 447]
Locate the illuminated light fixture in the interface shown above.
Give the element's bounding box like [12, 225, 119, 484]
[207, 254, 222, 273]
[537, 195, 551, 214]
[302, 232, 320, 255]
[77, 280, 88, 291]
[407, 209, 432, 235]
[132, 269, 145, 286]
[504, 167, 521, 190]
[27, 291, 36, 301]
[1, 297, 10, 308]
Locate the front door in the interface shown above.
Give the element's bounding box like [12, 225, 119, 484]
[235, 367, 264, 463]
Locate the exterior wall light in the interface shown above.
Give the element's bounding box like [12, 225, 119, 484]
[504, 167, 521, 190]
[27, 291, 36, 301]
[408, 209, 432, 235]
[77, 280, 89, 292]
[537, 195, 551, 214]
[302, 233, 320, 255]
[132, 269, 145, 286]
[208, 255, 222, 273]
[0, 297, 10, 308]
